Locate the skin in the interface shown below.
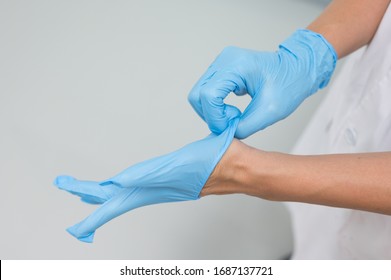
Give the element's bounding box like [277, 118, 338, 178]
[201, 0, 391, 216]
[307, 0, 390, 58]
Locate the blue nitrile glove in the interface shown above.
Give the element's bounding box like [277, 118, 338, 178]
[188, 29, 337, 139]
[54, 118, 239, 243]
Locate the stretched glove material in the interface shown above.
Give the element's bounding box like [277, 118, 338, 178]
[188, 29, 337, 139]
[54, 118, 239, 243]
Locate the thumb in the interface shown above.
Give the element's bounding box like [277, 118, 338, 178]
[234, 92, 276, 139]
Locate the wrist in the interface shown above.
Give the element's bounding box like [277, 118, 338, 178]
[201, 140, 305, 201]
[201, 139, 249, 196]
[201, 140, 282, 199]
[279, 29, 337, 92]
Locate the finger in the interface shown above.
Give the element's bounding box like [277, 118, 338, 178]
[187, 68, 217, 122]
[235, 87, 280, 139]
[54, 175, 122, 205]
[66, 187, 185, 243]
[199, 72, 243, 134]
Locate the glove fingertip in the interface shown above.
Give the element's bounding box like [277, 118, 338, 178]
[235, 121, 266, 139]
[234, 122, 252, 139]
[66, 225, 95, 243]
[234, 130, 247, 140]
[53, 175, 75, 190]
[235, 112, 273, 139]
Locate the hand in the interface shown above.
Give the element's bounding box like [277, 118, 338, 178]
[54, 119, 238, 243]
[188, 29, 337, 139]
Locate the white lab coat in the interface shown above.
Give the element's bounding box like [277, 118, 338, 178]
[287, 3, 391, 259]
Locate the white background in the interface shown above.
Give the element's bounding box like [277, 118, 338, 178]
[1, 0, 330, 259]
[3, 260, 391, 279]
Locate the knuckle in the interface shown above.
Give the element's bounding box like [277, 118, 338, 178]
[187, 90, 198, 104]
[222, 45, 238, 53]
[217, 46, 239, 60]
[199, 87, 214, 101]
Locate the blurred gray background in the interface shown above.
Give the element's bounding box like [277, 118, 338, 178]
[1, 0, 331, 259]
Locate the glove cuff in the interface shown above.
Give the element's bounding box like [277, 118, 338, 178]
[279, 29, 338, 92]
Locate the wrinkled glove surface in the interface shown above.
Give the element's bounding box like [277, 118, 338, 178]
[188, 29, 337, 139]
[54, 119, 238, 242]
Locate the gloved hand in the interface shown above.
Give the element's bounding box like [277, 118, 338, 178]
[54, 118, 238, 243]
[188, 29, 337, 139]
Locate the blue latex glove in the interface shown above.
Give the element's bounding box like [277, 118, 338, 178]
[54, 118, 238, 243]
[188, 29, 337, 139]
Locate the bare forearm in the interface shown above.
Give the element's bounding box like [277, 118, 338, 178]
[258, 151, 391, 215]
[307, 0, 390, 58]
[202, 140, 391, 215]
